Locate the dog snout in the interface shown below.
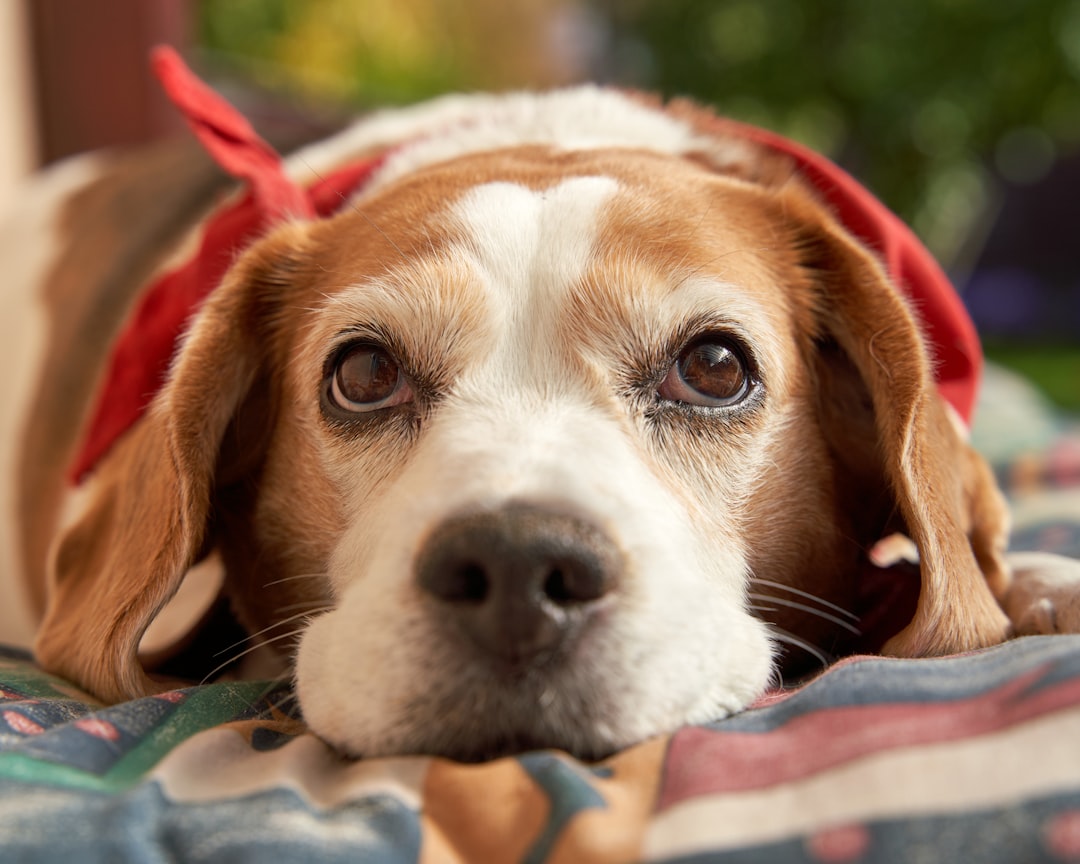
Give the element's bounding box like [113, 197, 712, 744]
[415, 505, 622, 666]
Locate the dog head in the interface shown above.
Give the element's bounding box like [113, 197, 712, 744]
[35, 87, 1011, 761]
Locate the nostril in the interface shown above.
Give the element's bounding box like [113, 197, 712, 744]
[544, 567, 571, 603]
[543, 563, 607, 605]
[420, 559, 490, 604]
[452, 562, 488, 603]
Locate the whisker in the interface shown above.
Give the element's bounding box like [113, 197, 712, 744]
[768, 628, 832, 668]
[748, 593, 861, 635]
[262, 573, 325, 589]
[201, 628, 308, 685]
[750, 578, 860, 620]
[275, 600, 335, 615]
[230, 675, 298, 718]
[264, 685, 304, 721]
[214, 608, 332, 658]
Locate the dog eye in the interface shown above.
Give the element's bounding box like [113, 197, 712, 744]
[658, 338, 752, 407]
[329, 343, 413, 412]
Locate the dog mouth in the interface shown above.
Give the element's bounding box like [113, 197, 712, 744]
[398, 665, 624, 763]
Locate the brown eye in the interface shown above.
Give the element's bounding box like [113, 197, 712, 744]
[329, 343, 413, 412]
[658, 338, 752, 407]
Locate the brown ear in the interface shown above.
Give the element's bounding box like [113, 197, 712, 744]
[34, 224, 309, 702]
[790, 189, 1011, 656]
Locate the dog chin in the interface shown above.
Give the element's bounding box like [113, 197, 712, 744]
[396, 675, 636, 764]
[295, 605, 775, 762]
[304, 670, 743, 764]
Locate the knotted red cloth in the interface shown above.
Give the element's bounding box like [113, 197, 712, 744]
[69, 48, 981, 483]
[68, 48, 384, 482]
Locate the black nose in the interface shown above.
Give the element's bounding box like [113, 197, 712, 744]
[415, 505, 622, 667]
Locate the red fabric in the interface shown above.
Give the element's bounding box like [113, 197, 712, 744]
[150, 47, 313, 222]
[717, 118, 982, 423]
[659, 664, 1080, 802]
[68, 53, 383, 483]
[70, 58, 981, 482]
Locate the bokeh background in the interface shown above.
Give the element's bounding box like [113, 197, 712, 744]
[10, 0, 1080, 406]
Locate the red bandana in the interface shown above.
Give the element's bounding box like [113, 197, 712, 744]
[69, 48, 385, 482]
[69, 49, 980, 483]
[722, 118, 981, 424]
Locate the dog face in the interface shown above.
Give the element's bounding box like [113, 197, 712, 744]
[292, 152, 794, 759]
[34, 94, 1012, 761]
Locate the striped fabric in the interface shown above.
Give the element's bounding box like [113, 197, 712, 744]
[0, 636, 1078, 862]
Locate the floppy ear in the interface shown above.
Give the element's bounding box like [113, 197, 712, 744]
[789, 189, 1012, 656]
[34, 224, 309, 702]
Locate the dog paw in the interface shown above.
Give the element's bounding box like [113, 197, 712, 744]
[1003, 552, 1080, 636]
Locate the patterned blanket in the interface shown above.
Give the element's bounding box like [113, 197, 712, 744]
[1, 637, 1079, 863]
[1, 366, 1078, 863]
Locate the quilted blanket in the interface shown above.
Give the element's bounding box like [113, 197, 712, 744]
[1, 365, 1078, 863]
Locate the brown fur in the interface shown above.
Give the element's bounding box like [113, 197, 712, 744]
[26, 104, 1013, 725]
[17, 140, 231, 617]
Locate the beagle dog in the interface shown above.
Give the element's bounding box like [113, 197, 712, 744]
[1, 49, 1076, 762]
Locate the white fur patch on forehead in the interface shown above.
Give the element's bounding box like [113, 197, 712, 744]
[285, 87, 752, 195]
[450, 176, 619, 308]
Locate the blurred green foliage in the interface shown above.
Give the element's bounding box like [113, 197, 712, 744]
[603, 0, 1080, 263]
[984, 343, 1080, 409]
[198, 0, 1080, 408]
[198, 0, 474, 103]
[198, 0, 576, 105]
[199, 0, 1080, 265]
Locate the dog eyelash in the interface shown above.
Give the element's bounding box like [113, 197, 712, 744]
[666, 319, 760, 371]
[320, 401, 424, 442]
[322, 328, 404, 381]
[323, 327, 450, 399]
[640, 383, 765, 438]
[319, 332, 435, 432]
[622, 322, 764, 407]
